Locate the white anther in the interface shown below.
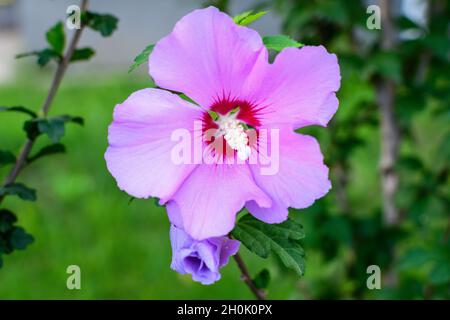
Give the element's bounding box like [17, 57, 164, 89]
[216, 115, 251, 160]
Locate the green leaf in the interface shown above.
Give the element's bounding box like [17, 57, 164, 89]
[233, 10, 267, 26]
[232, 214, 306, 276]
[15, 49, 60, 67]
[0, 183, 37, 201]
[27, 143, 66, 164]
[85, 11, 119, 37]
[0, 106, 37, 118]
[263, 35, 303, 52]
[129, 44, 155, 73]
[253, 269, 271, 289]
[430, 261, 450, 285]
[0, 150, 16, 167]
[0, 209, 17, 233]
[398, 248, 435, 270]
[70, 47, 95, 62]
[46, 21, 66, 55]
[23, 115, 84, 142]
[10, 227, 34, 250]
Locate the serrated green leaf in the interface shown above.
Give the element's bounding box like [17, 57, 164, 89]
[46, 21, 65, 55]
[129, 44, 155, 73]
[23, 115, 84, 142]
[0, 183, 36, 201]
[0, 150, 16, 167]
[27, 143, 66, 164]
[85, 11, 118, 37]
[15, 49, 60, 67]
[10, 227, 34, 250]
[0, 106, 37, 118]
[263, 35, 303, 52]
[233, 10, 267, 26]
[253, 269, 270, 289]
[232, 215, 306, 276]
[70, 47, 95, 62]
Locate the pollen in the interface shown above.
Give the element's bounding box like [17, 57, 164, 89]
[216, 114, 251, 160]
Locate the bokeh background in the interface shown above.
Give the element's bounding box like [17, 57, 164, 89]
[0, 0, 448, 299]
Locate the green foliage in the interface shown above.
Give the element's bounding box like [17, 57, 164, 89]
[23, 115, 83, 143]
[232, 214, 305, 276]
[0, 151, 16, 167]
[15, 49, 60, 67]
[0, 106, 37, 118]
[233, 10, 267, 26]
[262, 35, 303, 51]
[70, 48, 95, 62]
[129, 44, 155, 73]
[0, 210, 34, 267]
[15, 21, 67, 67]
[253, 269, 271, 289]
[0, 183, 36, 201]
[84, 11, 119, 37]
[27, 144, 66, 165]
[46, 21, 66, 55]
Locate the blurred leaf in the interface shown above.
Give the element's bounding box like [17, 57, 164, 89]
[27, 143, 66, 164]
[84, 11, 119, 37]
[396, 156, 424, 172]
[232, 214, 306, 276]
[369, 52, 402, 83]
[15, 49, 60, 67]
[0, 209, 17, 233]
[253, 269, 271, 289]
[430, 261, 450, 285]
[233, 10, 267, 26]
[24, 115, 83, 142]
[398, 248, 435, 270]
[0, 150, 16, 167]
[0, 183, 36, 201]
[0, 106, 37, 118]
[263, 35, 303, 52]
[46, 21, 65, 55]
[70, 47, 95, 62]
[129, 44, 154, 73]
[10, 227, 34, 250]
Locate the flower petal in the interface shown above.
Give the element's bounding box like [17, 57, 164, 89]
[149, 6, 267, 108]
[246, 129, 331, 222]
[105, 88, 201, 201]
[167, 164, 271, 240]
[243, 46, 340, 128]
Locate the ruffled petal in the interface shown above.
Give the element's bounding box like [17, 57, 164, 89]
[246, 128, 331, 222]
[242, 46, 340, 128]
[167, 164, 271, 240]
[105, 88, 201, 201]
[149, 6, 267, 108]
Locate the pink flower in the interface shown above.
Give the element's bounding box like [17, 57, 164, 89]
[105, 7, 340, 240]
[170, 225, 239, 285]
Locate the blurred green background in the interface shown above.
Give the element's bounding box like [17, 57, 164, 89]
[0, 0, 449, 299]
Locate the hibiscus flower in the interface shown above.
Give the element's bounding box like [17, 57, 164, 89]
[105, 6, 340, 240]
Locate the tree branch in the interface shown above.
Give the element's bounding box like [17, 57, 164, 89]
[377, 0, 400, 226]
[233, 253, 266, 300]
[0, 0, 89, 205]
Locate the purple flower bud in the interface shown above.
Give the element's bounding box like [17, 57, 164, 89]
[170, 225, 240, 285]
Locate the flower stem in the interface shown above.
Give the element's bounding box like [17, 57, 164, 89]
[0, 0, 89, 205]
[233, 252, 266, 300]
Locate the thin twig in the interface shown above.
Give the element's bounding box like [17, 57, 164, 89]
[0, 0, 89, 205]
[233, 253, 266, 300]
